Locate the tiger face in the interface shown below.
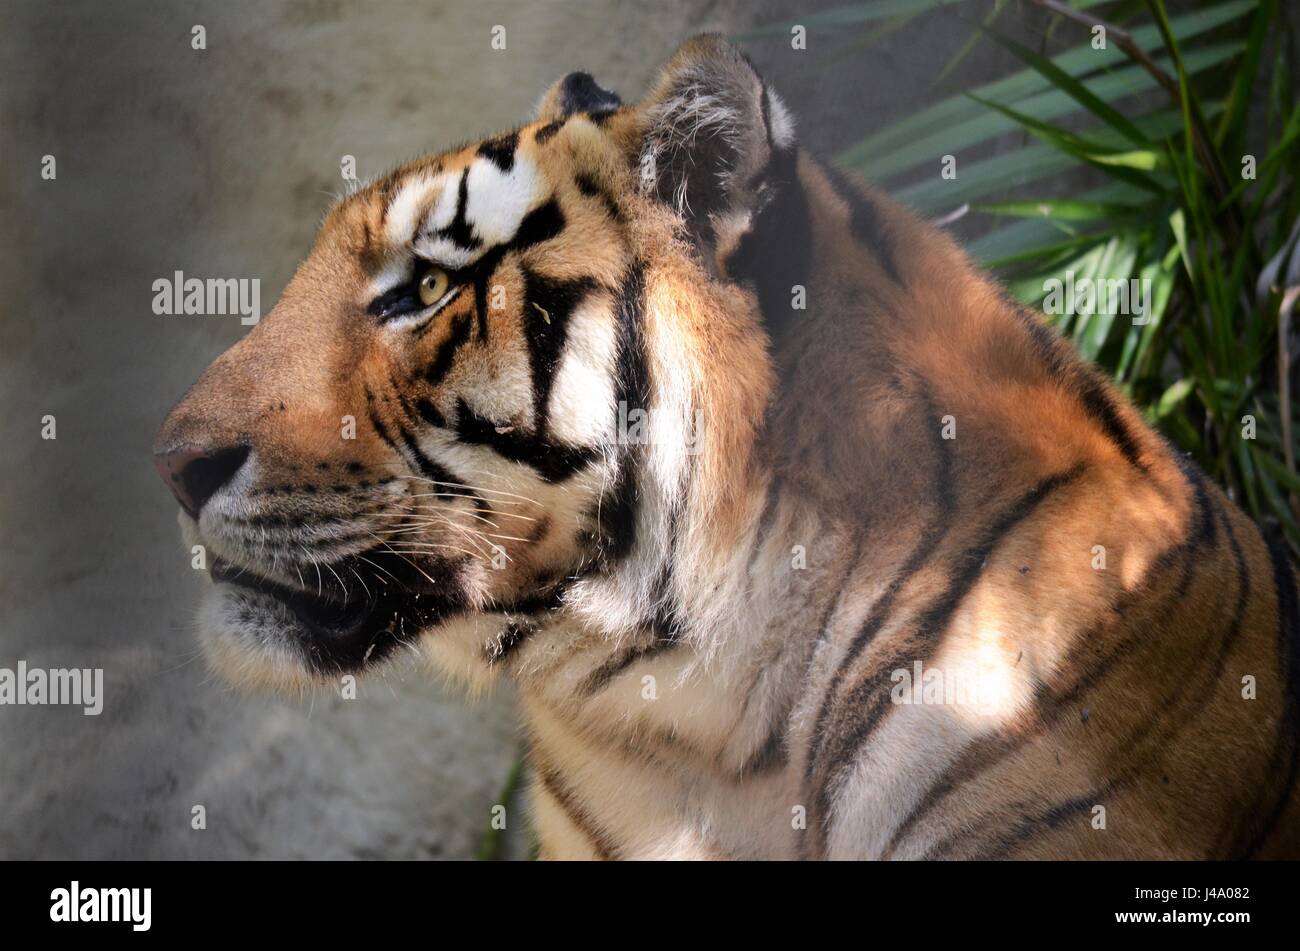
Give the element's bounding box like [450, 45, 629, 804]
[154, 39, 780, 691]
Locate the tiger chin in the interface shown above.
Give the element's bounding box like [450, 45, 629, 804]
[155, 36, 1300, 860]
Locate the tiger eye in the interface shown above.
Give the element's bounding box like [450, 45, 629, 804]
[418, 266, 450, 306]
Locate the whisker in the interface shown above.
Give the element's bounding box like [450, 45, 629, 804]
[384, 544, 493, 561]
[355, 553, 402, 585]
[348, 565, 372, 601]
[380, 511, 495, 558]
[322, 560, 350, 600]
[402, 490, 531, 509]
[379, 470, 541, 506]
[299, 545, 324, 599]
[361, 533, 444, 586]
[402, 497, 538, 522]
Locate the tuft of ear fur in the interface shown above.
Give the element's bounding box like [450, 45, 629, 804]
[535, 70, 623, 123]
[636, 35, 796, 246]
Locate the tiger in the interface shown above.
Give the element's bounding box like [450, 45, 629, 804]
[154, 35, 1300, 860]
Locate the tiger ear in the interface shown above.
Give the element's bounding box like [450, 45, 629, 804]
[535, 71, 623, 123]
[636, 35, 795, 244]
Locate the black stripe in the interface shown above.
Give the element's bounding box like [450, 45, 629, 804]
[1244, 531, 1300, 855]
[575, 172, 622, 221]
[578, 638, 678, 697]
[1174, 450, 1218, 547]
[723, 146, 812, 341]
[648, 555, 684, 642]
[476, 131, 518, 172]
[592, 262, 650, 567]
[738, 722, 787, 776]
[512, 199, 566, 249]
[464, 199, 568, 344]
[454, 398, 598, 483]
[484, 621, 534, 666]
[365, 386, 475, 499]
[896, 519, 1215, 857]
[746, 474, 784, 576]
[442, 208, 595, 486]
[534, 118, 566, 145]
[1075, 368, 1148, 471]
[975, 784, 1120, 860]
[594, 459, 638, 567]
[534, 758, 620, 860]
[934, 497, 1239, 860]
[834, 464, 1085, 764]
[890, 462, 1220, 857]
[611, 262, 650, 422]
[519, 269, 598, 436]
[489, 583, 569, 617]
[820, 160, 902, 285]
[423, 312, 473, 387]
[393, 417, 475, 496]
[1014, 304, 1149, 473]
[809, 463, 1084, 858]
[1015, 302, 1070, 379]
[430, 168, 480, 251]
[471, 247, 505, 342]
[804, 390, 957, 782]
[886, 565, 1181, 855]
[976, 523, 1255, 860]
[740, 538, 865, 780]
[412, 396, 446, 429]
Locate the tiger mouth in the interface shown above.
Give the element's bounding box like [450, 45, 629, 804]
[211, 558, 376, 639]
[209, 551, 464, 672]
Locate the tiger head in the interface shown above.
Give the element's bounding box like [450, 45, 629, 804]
[154, 36, 806, 692]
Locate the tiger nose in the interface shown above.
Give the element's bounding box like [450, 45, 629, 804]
[153, 444, 251, 519]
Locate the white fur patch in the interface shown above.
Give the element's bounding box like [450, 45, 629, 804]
[411, 235, 477, 270]
[465, 155, 541, 246]
[401, 156, 541, 269]
[765, 89, 796, 149]
[545, 295, 617, 446]
[368, 258, 413, 299]
[425, 175, 462, 232]
[384, 173, 438, 248]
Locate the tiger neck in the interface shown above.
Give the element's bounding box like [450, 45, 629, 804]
[511, 164, 903, 774]
[520, 153, 983, 760]
[509, 150, 993, 782]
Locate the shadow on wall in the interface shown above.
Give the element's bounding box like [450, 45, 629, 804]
[0, 0, 1045, 859]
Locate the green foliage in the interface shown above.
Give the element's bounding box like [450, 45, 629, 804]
[798, 0, 1300, 546]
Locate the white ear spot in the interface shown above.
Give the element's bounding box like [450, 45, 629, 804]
[766, 89, 796, 149]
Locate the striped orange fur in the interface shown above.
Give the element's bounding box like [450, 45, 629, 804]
[155, 36, 1300, 859]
